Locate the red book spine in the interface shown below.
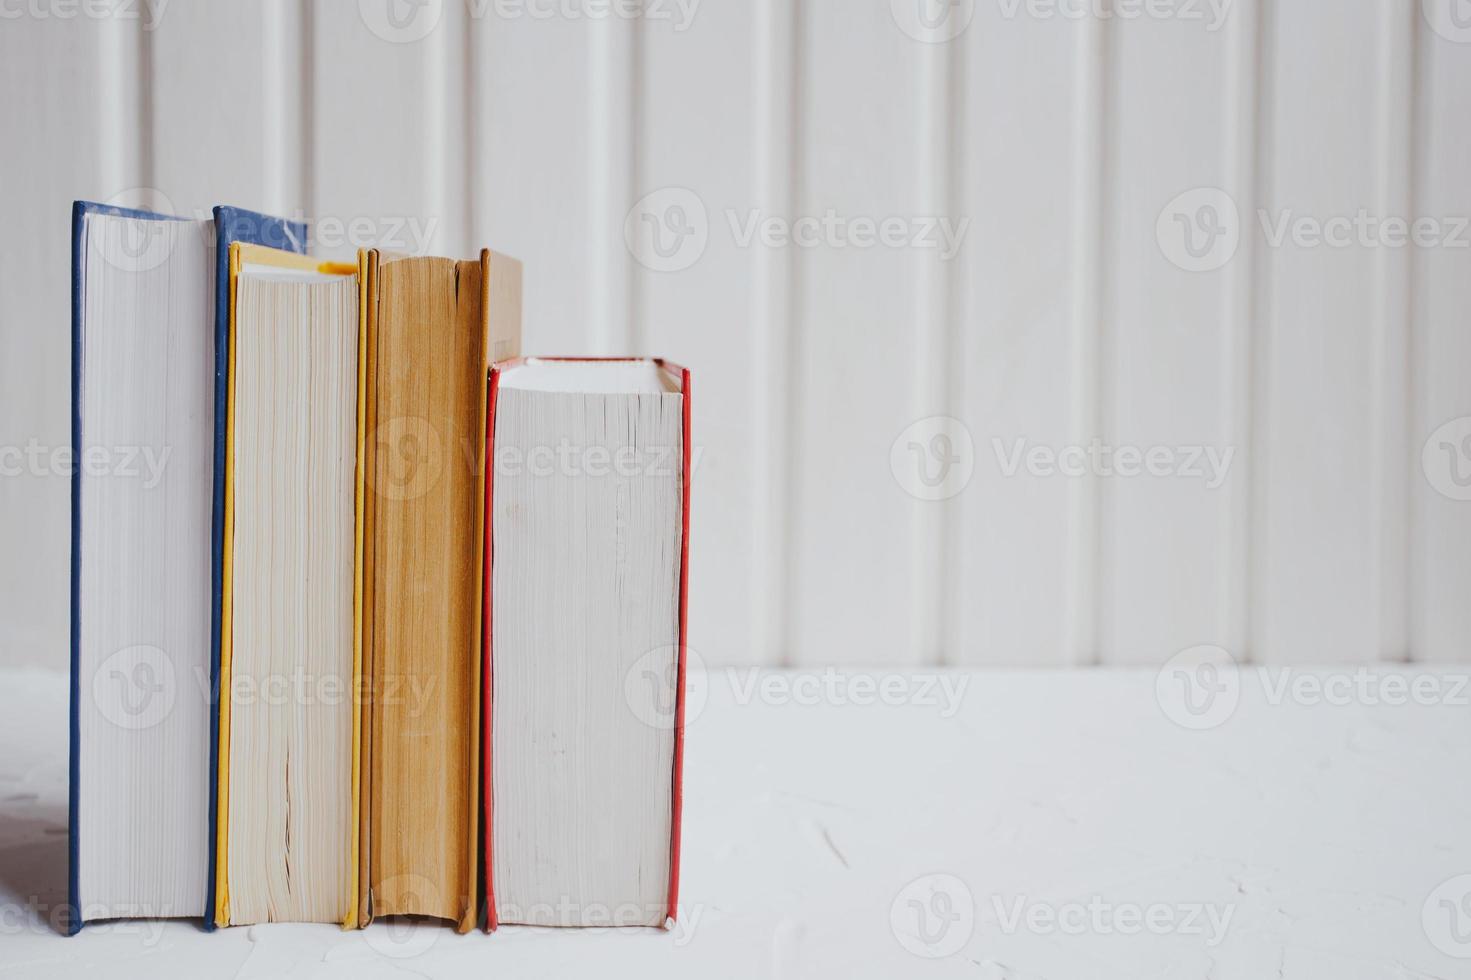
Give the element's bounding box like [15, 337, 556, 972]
[667, 367, 691, 923]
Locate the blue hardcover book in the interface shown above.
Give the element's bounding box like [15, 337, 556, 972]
[68, 202, 305, 935]
[203, 208, 306, 932]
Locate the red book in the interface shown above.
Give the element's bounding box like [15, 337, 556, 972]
[483, 357, 690, 930]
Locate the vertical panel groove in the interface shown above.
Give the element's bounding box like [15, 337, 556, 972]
[1248, 0, 1277, 664]
[1371, 0, 1418, 663]
[909, 20, 959, 667]
[940, 25, 964, 666]
[303, 1, 319, 225]
[628, 10, 648, 354]
[587, 3, 639, 354]
[428, 8, 448, 254]
[1064, 11, 1108, 667]
[98, 12, 128, 196]
[750, 0, 801, 666]
[1223, 0, 1261, 663]
[138, 16, 154, 194]
[462, 3, 477, 253]
[261, 1, 287, 213]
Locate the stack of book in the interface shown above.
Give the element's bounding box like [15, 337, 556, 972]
[67, 201, 691, 935]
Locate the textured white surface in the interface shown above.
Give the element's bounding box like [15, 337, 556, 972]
[4, 665, 1469, 978]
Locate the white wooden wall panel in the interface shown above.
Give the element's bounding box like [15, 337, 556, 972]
[1100, 17, 1233, 664]
[2, 0, 1469, 670]
[0, 12, 144, 671]
[1414, 15, 1471, 664]
[471, 9, 599, 353]
[309, 1, 461, 263]
[636, 4, 762, 665]
[149, 3, 294, 219]
[955, 8, 1082, 666]
[788, 0, 929, 665]
[1254, 0, 1383, 664]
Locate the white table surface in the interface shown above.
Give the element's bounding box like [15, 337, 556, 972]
[3, 664, 1469, 979]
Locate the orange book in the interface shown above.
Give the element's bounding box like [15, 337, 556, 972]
[354, 248, 522, 931]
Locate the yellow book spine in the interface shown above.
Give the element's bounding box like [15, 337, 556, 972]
[345, 248, 371, 929]
[213, 243, 244, 928]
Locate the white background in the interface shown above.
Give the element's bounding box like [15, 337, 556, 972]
[2, 0, 1470, 670]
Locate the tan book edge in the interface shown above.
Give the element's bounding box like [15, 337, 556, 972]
[353, 247, 518, 933]
[354, 247, 380, 929]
